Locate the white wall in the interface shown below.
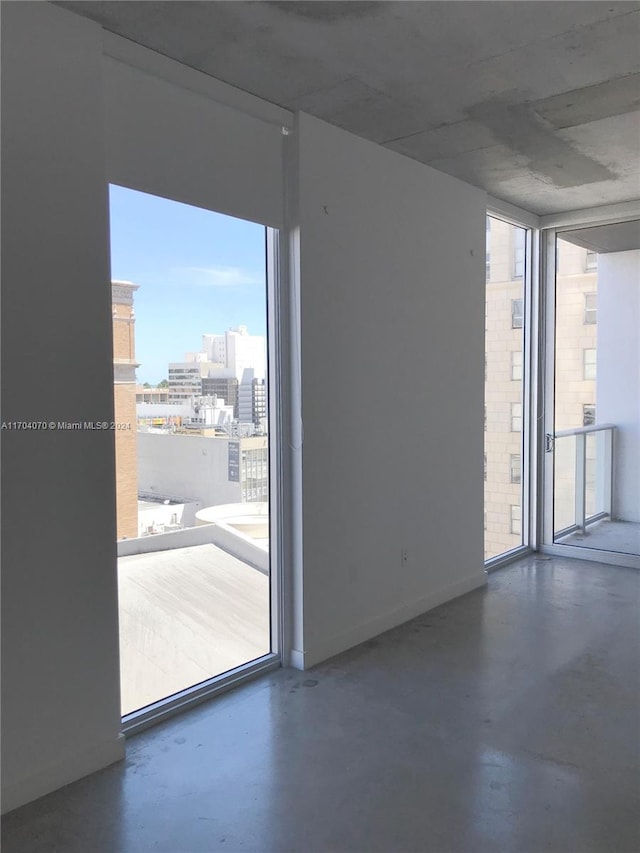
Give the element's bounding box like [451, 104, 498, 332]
[597, 250, 640, 522]
[293, 114, 487, 668]
[1, 2, 124, 812]
[137, 432, 241, 508]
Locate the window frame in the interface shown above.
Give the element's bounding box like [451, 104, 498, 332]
[510, 453, 521, 484]
[584, 292, 597, 325]
[583, 347, 597, 381]
[511, 297, 524, 329]
[510, 504, 522, 536]
[484, 207, 535, 571]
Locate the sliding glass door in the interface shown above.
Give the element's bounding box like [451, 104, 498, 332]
[543, 221, 640, 566]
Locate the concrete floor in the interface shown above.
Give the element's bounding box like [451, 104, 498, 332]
[3, 554, 639, 853]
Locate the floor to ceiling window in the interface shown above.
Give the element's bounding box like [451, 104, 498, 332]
[109, 185, 276, 718]
[484, 215, 529, 562]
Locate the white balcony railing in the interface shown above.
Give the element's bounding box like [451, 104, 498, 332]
[553, 424, 615, 538]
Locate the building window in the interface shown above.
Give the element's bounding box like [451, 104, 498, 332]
[584, 292, 597, 324]
[511, 402, 522, 432]
[583, 404, 596, 427]
[484, 453, 487, 481]
[511, 298, 523, 329]
[513, 229, 525, 278]
[586, 251, 598, 271]
[510, 504, 521, 535]
[511, 350, 523, 381]
[510, 454, 521, 484]
[584, 348, 597, 380]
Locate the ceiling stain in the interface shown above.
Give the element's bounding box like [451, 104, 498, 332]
[468, 100, 617, 188]
[266, 1, 383, 23]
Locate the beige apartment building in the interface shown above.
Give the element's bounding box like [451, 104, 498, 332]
[485, 221, 597, 560]
[136, 386, 170, 404]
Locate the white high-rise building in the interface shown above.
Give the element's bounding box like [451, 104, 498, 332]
[201, 326, 266, 383]
[169, 326, 267, 422]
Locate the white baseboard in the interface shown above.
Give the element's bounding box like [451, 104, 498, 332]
[297, 571, 487, 670]
[288, 648, 305, 671]
[2, 733, 126, 815]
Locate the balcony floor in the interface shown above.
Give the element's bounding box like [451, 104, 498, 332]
[118, 543, 270, 715]
[557, 519, 640, 556]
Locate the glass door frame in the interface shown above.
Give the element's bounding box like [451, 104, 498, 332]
[538, 211, 640, 570]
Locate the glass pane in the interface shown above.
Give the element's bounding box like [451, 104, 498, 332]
[484, 216, 526, 560]
[110, 185, 272, 716]
[585, 431, 597, 518]
[553, 435, 576, 533]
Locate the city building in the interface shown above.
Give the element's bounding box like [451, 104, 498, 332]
[202, 326, 266, 386]
[135, 386, 169, 404]
[237, 377, 267, 426]
[168, 327, 266, 422]
[200, 376, 238, 415]
[137, 432, 269, 510]
[167, 361, 205, 402]
[3, 5, 639, 851]
[111, 280, 139, 539]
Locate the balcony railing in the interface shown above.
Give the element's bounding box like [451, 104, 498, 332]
[553, 424, 615, 538]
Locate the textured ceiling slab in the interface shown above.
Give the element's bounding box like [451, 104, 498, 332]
[55, 0, 640, 213]
[290, 77, 427, 144]
[384, 120, 497, 162]
[533, 74, 640, 129]
[266, 1, 384, 23]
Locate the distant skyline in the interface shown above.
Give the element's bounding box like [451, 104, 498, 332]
[109, 185, 267, 384]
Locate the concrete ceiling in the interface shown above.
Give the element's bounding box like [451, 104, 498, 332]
[56, 1, 640, 216]
[561, 219, 640, 252]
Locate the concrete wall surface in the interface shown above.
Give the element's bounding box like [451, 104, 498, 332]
[137, 432, 241, 508]
[597, 250, 640, 522]
[1, 2, 124, 813]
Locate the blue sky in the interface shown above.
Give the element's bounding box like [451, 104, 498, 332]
[109, 185, 267, 384]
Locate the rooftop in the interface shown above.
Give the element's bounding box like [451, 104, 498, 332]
[118, 543, 270, 715]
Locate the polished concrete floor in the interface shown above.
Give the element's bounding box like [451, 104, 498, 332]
[3, 554, 639, 853]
